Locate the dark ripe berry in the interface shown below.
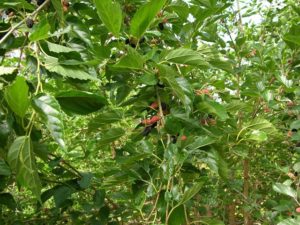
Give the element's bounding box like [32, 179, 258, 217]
[125, 38, 136, 48]
[142, 126, 153, 136]
[292, 129, 298, 133]
[158, 22, 164, 31]
[26, 18, 34, 28]
[157, 81, 165, 88]
[139, 37, 145, 44]
[37, 0, 45, 6]
[171, 135, 177, 143]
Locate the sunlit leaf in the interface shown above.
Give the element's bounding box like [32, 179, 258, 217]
[130, 0, 167, 38]
[4, 76, 30, 118]
[94, 0, 122, 37]
[7, 136, 41, 201]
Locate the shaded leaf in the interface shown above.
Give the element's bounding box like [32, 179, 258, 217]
[56, 90, 107, 115]
[179, 182, 203, 205]
[168, 205, 185, 225]
[98, 128, 125, 146]
[198, 100, 228, 121]
[32, 93, 65, 148]
[158, 64, 191, 107]
[0, 193, 16, 210]
[0, 159, 11, 176]
[186, 136, 216, 151]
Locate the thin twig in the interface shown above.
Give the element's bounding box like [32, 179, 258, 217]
[0, 0, 51, 45]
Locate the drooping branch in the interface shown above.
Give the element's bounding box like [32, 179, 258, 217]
[0, 0, 51, 45]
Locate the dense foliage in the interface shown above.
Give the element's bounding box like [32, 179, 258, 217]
[0, 0, 300, 224]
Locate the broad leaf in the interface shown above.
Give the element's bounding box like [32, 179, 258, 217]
[56, 91, 107, 115]
[4, 76, 30, 118]
[88, 110, 123, 131]
[157, 64, 191, 107]
[94, 0, 122, 37]
[163, 48, 209, 67]
[98, 128, 125, 146]
[32, 94, 65, 148]
[46, 41, 75, 53]
[113, 48, 144, 71]
[168, 205, 185, 225]
[277, 217, 300, 225]
[45, 57, 99, 81]
[0, 159, 11, 176]
[7, 136, 42, 201]
[238, 118, 277, 141]
[29, 17, 50, 42]
[179, 182, 203, 205]
[198, 100, 228, 121]
[0, 193, 16, 210]
[273, 183, 297, 199]
[130, 0, 167, 38]
[186, 136, 216, 151]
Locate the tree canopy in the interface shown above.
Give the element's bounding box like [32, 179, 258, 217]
[0, 0, 300, 224]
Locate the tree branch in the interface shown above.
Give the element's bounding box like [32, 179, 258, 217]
[0, 0, 51, 45]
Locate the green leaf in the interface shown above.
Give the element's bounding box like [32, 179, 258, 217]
[88, 110, 123, 131]
[157, 64, 191, 107]
[291, 120, 300, 130]
[45, 57, 99, 81]
[112, 48, 144, 71]
[130, 0, 167, 38]
[248, 130, 268, 142]
[50, 0, 64, 24]
[98, 128, 125, 146]
[4, 76, 30, 118]
[93, 189, 106, 208]
[29, 17, 50, 41]
[139, 72, 157, 85]
[277, 217, 300, 225]
[238, 118, 277, 140]
[46, 41, 75, 53]
[179, 182, 203, 205]
[78, 172, 93, 189]
[0, 193, 16, 210]
[168, 205, 185, 225]
[186, 136, 216, 151]
[163, 48, 210, 67]
[0, 159, 11, 176]
[56, 90, 107, 115]
[198, 100, 228, 121]
[32, 94, 65, 148]
[273, 183, 297, 199]
[94, 0, 122, 37]
[0, 0, 34, 10]
[7, 136, 42, 201]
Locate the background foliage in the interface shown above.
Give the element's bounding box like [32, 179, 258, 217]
[0, 0, 300, 224]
